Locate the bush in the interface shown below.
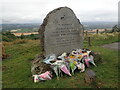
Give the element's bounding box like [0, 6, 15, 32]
[20, 34, 39, 40]
[30, 34, 39, 40]
[2, 31, 17, 42]
[112, 25, 120, 32]
[2, 31, 39, 42]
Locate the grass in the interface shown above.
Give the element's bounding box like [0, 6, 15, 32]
[16, 28, 38, 33]
[2, 32, 119, 88]
[84, 32, 120, 47]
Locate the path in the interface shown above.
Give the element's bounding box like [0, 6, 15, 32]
[102, 42, 120, 50]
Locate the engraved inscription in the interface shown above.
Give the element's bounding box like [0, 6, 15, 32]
[49, 23, 80, 47]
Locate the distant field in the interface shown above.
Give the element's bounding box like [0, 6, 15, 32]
[10, 28, 39, 36]
[84, 29, 112, 33]
[10, 28, 112, 36]
[12, 32, 39, 36]
[10, 28, 38, 33]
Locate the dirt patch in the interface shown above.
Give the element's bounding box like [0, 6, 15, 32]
[102, 42, 120, 50]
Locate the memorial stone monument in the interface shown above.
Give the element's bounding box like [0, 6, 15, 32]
[31, 7, 84, 74]
[39, 7, 84, 57]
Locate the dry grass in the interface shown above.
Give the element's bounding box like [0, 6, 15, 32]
[3, 39, 33, 46]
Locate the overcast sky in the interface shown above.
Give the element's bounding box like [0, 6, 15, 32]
[1, 0, 119, 24]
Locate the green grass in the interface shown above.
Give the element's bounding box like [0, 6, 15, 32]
[84, 32, 120, 47]
[2, 32, 119, 88]
[16, 28, 38, 33]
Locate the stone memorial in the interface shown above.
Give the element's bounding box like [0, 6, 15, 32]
[39, 7, 84, 57]
[31, 7, 84, 75]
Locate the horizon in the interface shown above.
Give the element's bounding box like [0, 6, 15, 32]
[1, 21, 118, 25]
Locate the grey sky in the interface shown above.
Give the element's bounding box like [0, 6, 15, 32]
[1, 0, 119, 24]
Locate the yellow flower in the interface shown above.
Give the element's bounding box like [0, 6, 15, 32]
[73, 61, 77, 65]
[77, 55, 82, 59]
[69, 55, 75, 59]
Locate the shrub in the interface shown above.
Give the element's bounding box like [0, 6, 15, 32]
[112, 25, 120, 32]
[2, 31, 17, 42]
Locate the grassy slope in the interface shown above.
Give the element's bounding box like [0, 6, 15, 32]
[2, 33, 119, 88]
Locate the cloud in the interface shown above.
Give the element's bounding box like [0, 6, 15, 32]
[1, 0, 119, 23]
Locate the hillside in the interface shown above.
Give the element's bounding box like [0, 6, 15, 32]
[2, 32, 119, 88]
